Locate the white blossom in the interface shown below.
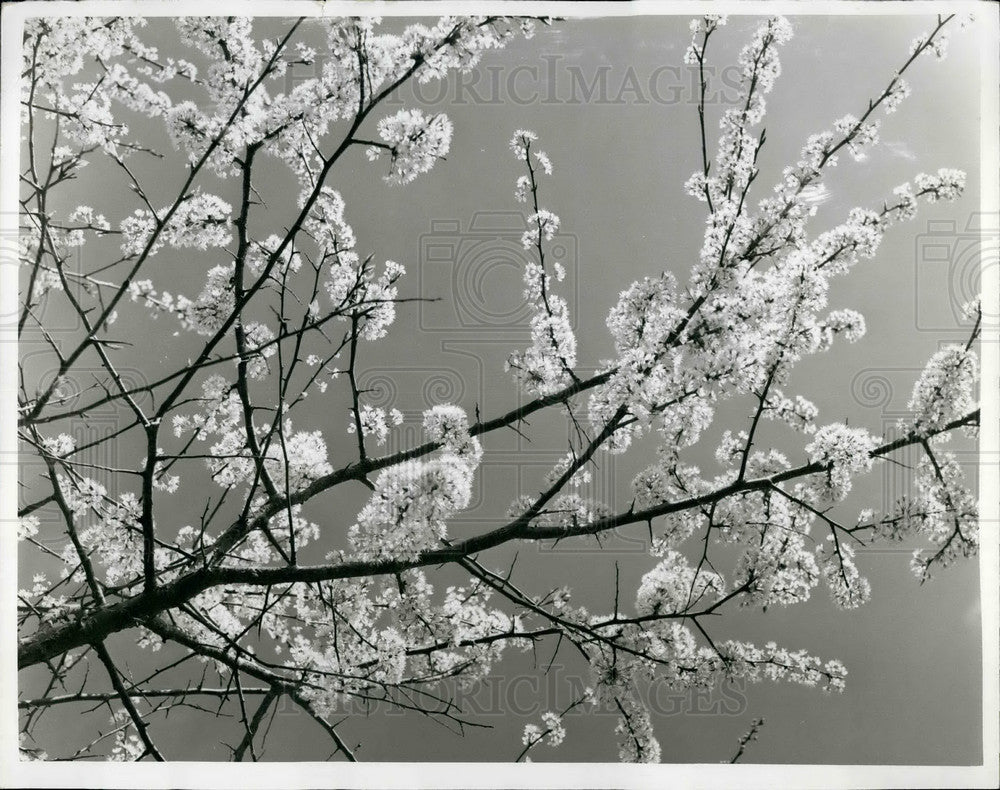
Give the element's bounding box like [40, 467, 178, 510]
[375, 109, 453, 185]
[805, 423, 878, 500]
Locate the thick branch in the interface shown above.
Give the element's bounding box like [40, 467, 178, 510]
[17, 408, 976, 670]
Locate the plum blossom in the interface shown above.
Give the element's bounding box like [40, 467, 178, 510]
[506, 135, 577, 396]
[373, 109, 453, 185]
[915, 168, 966, 202]
[635, 551, 725, 616]
[805, 423, 878, 499]
[18, 516, 40, 541]
[164, 193, 233, 249]
[350, 406, 480, 560]
[817, 539, 872, 609]
[348, 405, 390, 446]
[907, 345, 979, 435]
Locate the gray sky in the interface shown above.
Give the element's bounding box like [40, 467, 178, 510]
[19, 12, 983, 764]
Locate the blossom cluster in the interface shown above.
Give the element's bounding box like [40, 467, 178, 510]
[370, 109, 454, 185]
[349, 405, 481, 560]
[907, 345, 979, 435]
[506, 132, 578, 396]
[805, 423, 878, 500]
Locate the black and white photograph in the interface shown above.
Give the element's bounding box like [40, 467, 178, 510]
[2, 1, 997, 787]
